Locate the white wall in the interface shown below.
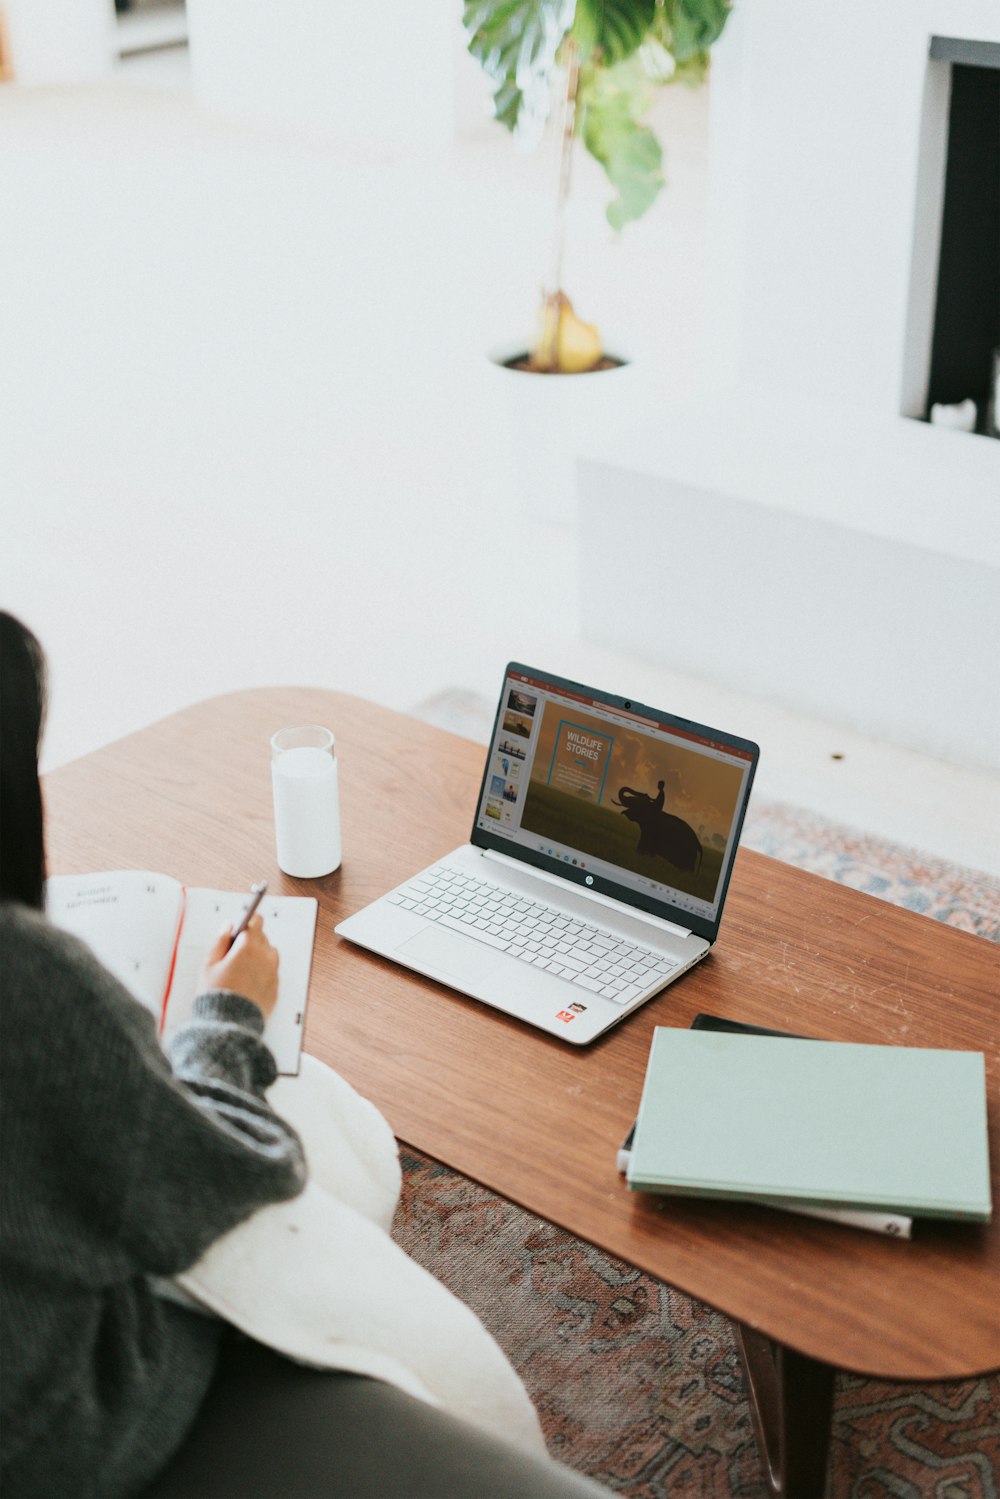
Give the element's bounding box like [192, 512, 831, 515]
[185, 0, 487, 143]
[4, 0, 115, 81]
[703, 0, 1000, 418]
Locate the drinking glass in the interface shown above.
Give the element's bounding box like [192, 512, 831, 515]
[270, 725, 342, 878]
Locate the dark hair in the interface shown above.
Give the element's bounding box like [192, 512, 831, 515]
[0, 612, 48, 910]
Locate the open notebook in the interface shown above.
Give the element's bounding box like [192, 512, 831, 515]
[46, 870, 317, 1074]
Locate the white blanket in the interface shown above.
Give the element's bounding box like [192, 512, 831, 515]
[175, 1055, 546, 1456]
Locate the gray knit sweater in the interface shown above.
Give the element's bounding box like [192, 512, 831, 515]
[0, 901, 307, 1498]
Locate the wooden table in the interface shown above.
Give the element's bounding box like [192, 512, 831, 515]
[44, 689, 1000, 1499]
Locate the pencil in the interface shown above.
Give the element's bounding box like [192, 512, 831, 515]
[227, 881, 268, 950]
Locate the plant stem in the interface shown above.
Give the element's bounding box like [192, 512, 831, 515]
[549, 37, 580, 298]
[537, 39, 581, 370]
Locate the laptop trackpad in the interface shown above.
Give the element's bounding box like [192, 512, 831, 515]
[395, 927, 509, 984]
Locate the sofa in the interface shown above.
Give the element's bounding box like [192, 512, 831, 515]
[140, 1332, 612, 1498]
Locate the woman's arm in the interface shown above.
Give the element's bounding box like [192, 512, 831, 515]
[123, 985, 309, 1274]
[0, 907, 307, 1279]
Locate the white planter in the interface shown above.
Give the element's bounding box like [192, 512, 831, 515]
[486, 343, 638, 526]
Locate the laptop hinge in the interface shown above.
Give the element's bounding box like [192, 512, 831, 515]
[481, 848, 694, 939]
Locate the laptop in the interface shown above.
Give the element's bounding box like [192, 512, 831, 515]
[335, 664, 760, 1044]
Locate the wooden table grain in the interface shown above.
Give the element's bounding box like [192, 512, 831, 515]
[43, 689, 1000, 1492]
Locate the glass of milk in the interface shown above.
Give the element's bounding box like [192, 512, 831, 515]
[270, 725, 342, 878]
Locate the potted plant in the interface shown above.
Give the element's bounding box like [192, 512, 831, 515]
[464, 0, 733, 373]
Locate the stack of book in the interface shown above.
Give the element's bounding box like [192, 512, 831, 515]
[619, 1016, 992, 1237]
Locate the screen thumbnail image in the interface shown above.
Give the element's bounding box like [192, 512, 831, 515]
[517, 703, 745, 903]
[506, 688, 538, 718]
[502, 708, 534, 740]
[490, 769, 520, 806]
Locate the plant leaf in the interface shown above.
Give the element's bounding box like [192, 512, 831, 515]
[573, 0, 658, 66]
[463, 0, 575, 134]
[658, 0, 731, 62]
[581, 57, 664, 229]
[666, 50, 710, 88]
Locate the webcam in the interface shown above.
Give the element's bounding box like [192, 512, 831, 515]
[624, 700, 631, 710]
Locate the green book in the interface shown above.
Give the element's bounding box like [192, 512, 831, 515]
[626, 1028, 992, 1222]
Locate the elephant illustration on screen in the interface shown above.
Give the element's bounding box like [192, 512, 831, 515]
[612, 782, 703, 874]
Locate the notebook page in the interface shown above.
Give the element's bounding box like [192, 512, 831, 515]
[164, 889, 318, 1075]
[45, 871, 184, 1020]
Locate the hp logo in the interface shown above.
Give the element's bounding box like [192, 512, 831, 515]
[585, 875, 594, 886]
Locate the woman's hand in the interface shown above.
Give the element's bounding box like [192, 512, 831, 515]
[199, 915, 280, 1019]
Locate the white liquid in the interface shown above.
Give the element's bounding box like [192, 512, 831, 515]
[271, 746, 342, 877]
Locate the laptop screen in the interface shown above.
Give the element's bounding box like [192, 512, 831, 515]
[471, 665, 759, 939]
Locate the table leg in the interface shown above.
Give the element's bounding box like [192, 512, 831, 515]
[733, 1321, 836, 1499]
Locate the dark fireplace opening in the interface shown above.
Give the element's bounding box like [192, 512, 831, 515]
[925, 40, 1000, 436]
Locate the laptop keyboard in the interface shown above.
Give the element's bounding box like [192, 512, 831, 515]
[387, 867, 679, 1006]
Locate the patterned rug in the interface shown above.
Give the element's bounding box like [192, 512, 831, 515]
[393, 691, 1000, 1497]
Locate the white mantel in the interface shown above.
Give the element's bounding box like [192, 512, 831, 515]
[578, 0, 1000, 771]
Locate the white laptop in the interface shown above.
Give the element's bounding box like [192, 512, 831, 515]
[336, 664, 760, 1044]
